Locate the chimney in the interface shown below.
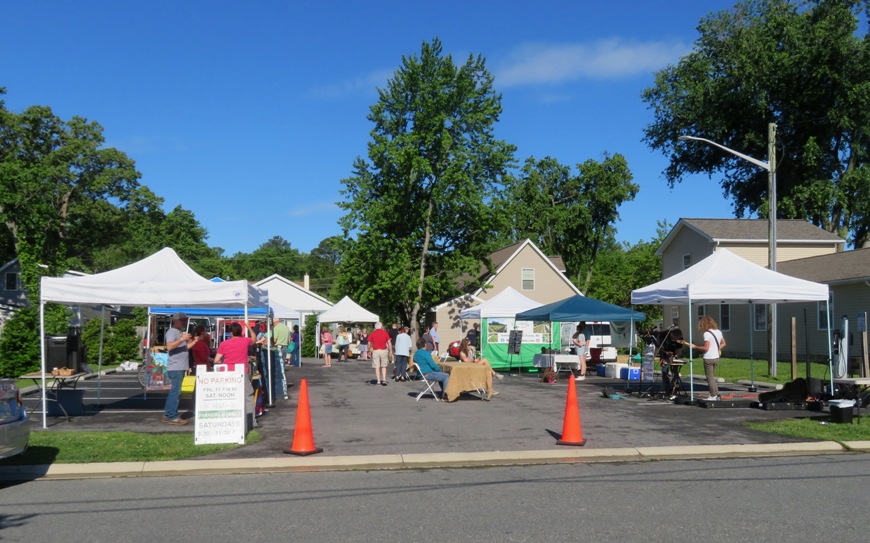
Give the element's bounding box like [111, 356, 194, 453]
[304, 273, 310, 290]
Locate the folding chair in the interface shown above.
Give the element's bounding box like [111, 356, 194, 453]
[411, 363, 440, 402]
[438, 351, 449, 364]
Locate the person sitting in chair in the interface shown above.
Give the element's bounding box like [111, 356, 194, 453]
[458, 338, 504, 381]
[413, 338, 450, 399]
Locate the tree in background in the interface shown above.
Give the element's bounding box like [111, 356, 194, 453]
[500, 154, 638, 291]
[0, 306, 70, 377]
[80, 316, 140, 368]
[0, 91, 142, 294]
[301, 313, 318, 358]
[306, 235, 342, 298]
[337, 39, 516, 327]
[642, 0, 870, 246]
[585, 220, 671, 323]
[226, 236, 304, 282]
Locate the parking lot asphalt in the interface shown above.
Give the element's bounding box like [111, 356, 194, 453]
[21, 357, 826, 461]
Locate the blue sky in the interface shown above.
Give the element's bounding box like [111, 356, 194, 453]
[2, 0, 744, 256]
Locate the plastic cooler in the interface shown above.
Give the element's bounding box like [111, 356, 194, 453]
[605, 363, 628, 378]
[620, 367, 641, 381]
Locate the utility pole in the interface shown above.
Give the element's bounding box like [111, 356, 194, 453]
[769, 122, 778, 377]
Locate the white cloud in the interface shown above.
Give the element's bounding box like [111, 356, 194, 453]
[496, 38, 690, 87]
[285, 201, 341, 217]
[306, 69, 394, 100]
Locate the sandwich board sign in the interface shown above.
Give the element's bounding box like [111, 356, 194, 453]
[194, 365, 245, 445]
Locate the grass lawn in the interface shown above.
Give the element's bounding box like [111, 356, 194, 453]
[747, 417, 870, 441]
[712, 357, 833, 384]
[0, 431, 261, 465]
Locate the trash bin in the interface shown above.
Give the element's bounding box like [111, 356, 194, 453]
[45, 335, 68, 371]
[47, 390, 86, 417]
[830, 399, 856, 424]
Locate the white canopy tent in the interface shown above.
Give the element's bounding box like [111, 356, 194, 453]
[317, 296, 378, 324]
[631, 249, 832, 399]
[459, 286, 542, 319]
[39, 248, 268, 428]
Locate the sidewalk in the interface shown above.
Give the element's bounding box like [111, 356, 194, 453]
[6, 357, 864, 480]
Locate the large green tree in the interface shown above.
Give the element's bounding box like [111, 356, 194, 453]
[499, 154, 638, 291]
[226, 236, 304, 282]
[338, 39, 516, 328]
[642, 0, 870, 246]
[0, 92, 143, 292]
[585, 220, 671, 324]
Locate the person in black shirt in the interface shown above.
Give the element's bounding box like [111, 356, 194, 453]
[465, 323, 480, 352]
[387, 323, 399, 355]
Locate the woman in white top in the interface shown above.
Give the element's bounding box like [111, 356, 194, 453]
[572, 322, 588, 380]
[683, 315, 726, 400]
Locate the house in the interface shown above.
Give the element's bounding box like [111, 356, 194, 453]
[0, 258, 100, 331]
[778, 249, 870, 365]
[255, 273, 333, 323]
[657, 218, 845, 359]
[0, 258, 26, 334]
[429, 239, 581, 348]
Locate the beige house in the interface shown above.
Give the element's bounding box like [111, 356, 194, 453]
[657, 218, 845, 359]
[429, 239, 581, 348]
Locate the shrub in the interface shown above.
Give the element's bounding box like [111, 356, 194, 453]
[0, 304, 70, 377]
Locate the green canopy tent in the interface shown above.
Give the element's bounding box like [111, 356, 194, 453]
[458, 287, 543, 369]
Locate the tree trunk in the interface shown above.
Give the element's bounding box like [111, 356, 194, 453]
[411, 196, 435, 336]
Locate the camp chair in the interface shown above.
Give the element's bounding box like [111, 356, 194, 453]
[411, 362, 440, 402]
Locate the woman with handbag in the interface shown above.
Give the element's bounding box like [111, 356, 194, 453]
[682, 316, 726, 401]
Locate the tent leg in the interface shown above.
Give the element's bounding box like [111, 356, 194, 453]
[39, 301, 47, 429]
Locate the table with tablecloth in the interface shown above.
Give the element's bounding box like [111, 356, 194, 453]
[439, 361, 492, 401]
[532, 354, 581, 373]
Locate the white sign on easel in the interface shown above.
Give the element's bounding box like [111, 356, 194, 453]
[194, 364, 245, 445]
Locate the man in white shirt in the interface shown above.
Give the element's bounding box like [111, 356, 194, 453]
[393, 326, 412, 381]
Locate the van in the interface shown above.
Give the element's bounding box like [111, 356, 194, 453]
[560, 321, 618, 362]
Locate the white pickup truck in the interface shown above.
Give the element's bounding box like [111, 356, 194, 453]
[560, 321, 618, 362]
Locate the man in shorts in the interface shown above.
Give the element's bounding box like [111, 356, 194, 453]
[368, 322, 392, 386]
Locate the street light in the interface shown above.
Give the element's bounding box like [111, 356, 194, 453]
[679, 123, 778, 376]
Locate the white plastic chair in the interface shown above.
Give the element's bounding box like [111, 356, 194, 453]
[411, 363, 440, 402]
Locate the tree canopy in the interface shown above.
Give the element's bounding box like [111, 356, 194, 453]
[642, 0, 870, 246]
[337, 38, 516, 328]
[498, 154, 638, 291]
[0, 92, 142, 293]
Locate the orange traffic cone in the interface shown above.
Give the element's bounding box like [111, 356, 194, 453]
[283, 378, 323, 456]
[556, 375, 586, 446]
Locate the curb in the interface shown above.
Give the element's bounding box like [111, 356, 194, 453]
[0, 441, 856, 481]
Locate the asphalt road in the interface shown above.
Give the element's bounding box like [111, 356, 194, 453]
[2, 454, 868, 542]
[22, 358, 824, 459]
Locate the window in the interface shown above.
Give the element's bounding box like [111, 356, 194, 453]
[670, 306, 680, 327]
[696, 305, 706, 319]
[719, 304, 730, 331]
[521, 268, 535, 291]
[682, 254, 692, 270]
[818, 297, 833, 330]
[754, 304, 768, 332]
[4, 272, 19, 291]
